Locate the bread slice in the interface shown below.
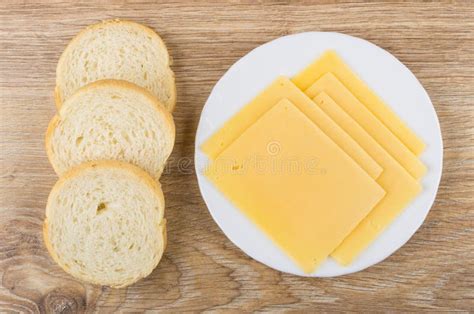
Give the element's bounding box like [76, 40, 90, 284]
[46, 79, 175, 181]
[55, 19, 176, 111]
[43, 160, 167, 288]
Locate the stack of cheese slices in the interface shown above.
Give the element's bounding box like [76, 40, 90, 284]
[202, 51, 427, 274]
[43, 20, 175, 288]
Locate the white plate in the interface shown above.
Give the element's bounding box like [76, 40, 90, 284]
[194, 32, 443, 277]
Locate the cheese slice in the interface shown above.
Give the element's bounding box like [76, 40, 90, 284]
[205, 99, 386, 273]
[292, 50, 426, 156]
[201, 77, 383, 180]
[313, 92, 422, 264]
[305, 73, 426, 180]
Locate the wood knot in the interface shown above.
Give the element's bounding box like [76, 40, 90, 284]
[41, 288, 85, 314]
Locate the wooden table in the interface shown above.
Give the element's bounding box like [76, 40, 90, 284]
[1, 1, 473, 312]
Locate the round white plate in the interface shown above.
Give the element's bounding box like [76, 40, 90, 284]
[194, 32, 443, 277]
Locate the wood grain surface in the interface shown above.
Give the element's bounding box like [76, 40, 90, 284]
[1, 1, 473, 312]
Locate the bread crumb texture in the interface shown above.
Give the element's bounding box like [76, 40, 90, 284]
[44, 161, 166, 288]
[56, 19, 176, 111]
[46, 80, 175, 181]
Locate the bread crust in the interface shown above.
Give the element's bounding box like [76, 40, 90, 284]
[43, 160, 167, 288]
[44, 114, 61, 174]
[55, 19, 176, 111]
[45, 79, 175, 179]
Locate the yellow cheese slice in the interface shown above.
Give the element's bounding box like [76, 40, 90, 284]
[292, 50, 426, 156]
[305, 73, 426, 180]
[313, 92, 422, 264]
[201, 77, 383, 180]
[205, 98, 386, 273]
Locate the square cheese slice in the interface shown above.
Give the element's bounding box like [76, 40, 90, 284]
[313, 92, 422, 265]
[201, 77, 383, 180]
[306, 73, 426, 180]
[204, 99, 386, 273]
[292, 50, 426, 156]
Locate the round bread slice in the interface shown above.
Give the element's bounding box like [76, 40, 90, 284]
[46, 79, 175, 181]
[44, 160, 167, 288]
[56, 19, 176, 111]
